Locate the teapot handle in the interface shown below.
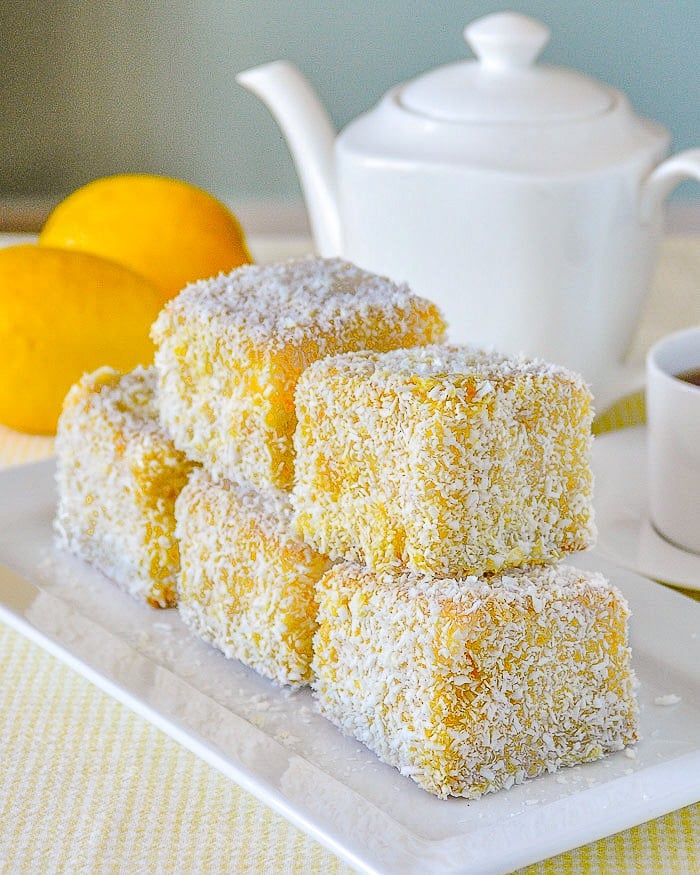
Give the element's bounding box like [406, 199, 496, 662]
[641, 148, 700, 223]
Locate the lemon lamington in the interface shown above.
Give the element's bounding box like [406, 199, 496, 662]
[175, 467, 331, 686]
[293, 344, 595, 577]
[54, 366, 196, 607]
[151, 257, 444, 490]
[313, 562, 638, 799]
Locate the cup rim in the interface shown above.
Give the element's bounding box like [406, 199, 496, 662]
[647, 325, 700, 389]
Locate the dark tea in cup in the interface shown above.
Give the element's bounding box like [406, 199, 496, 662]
[676, 367, 700, 387]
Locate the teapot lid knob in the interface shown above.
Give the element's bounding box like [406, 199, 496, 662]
[464, 12, 550, 70]
[398, 10, 612, 123]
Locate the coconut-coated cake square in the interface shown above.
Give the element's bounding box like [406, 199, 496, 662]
[152, 257, 444, 490]
[293, 344, 595, 577]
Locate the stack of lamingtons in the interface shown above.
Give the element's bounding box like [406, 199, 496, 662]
[54, 256, 638, 800]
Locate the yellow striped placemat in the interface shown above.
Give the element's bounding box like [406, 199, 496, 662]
[0, 424, 54, 468]
[593, 390, 646, 436]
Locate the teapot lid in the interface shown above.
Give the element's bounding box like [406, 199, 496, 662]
[399, 12, 612, 123]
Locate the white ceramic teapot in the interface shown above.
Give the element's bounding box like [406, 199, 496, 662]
[238, 11, 700, 407]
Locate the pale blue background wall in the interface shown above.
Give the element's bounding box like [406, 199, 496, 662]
[1, 1, 698, 208]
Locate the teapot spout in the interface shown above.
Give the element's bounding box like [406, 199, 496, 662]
[237, 61, 342, 256]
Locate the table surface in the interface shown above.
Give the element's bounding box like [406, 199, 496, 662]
[1, 232, 699, 874]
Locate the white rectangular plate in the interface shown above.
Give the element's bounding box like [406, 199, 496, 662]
[1, 458, 699, 875]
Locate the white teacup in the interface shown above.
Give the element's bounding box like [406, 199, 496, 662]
[646, 326, 700, 554]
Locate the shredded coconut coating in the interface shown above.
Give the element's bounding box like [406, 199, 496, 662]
[151, 257, 445, 490]
[312, 562, 639, 799]
[175, 467, 331, 686]
[293, 344, 596, 577]
[54, 366, 196, 607]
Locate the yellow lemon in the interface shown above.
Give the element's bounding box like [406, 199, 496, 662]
[0, 244, 163, 435]
[39, 173, 253, 303]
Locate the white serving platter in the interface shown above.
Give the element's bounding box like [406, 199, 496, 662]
[0, 456, 699, 875]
